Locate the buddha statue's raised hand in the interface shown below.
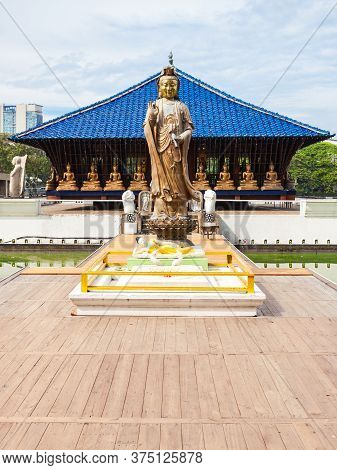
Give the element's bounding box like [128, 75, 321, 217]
[147, 102, 158, 125]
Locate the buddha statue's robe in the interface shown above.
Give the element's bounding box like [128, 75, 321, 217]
[144, 98, 197, 217]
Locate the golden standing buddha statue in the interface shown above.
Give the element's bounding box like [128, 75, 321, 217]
[214, 163, 236, 190]
[143, 62, 197, 219]
[261, 163, 283, 190]
[46, 166, 59, 191]
[238, 163, 259, 190]
[81, 162, 102, 191]
[56, 163, 79, 191]
[128, 163, 149, 191]
[104, 164, 125, 190]
[192, 163, 211, 190]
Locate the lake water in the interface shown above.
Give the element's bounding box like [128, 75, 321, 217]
[245, 252, 337, 285]
[1, 250, 336, 287]
[0, 251, 92, 280]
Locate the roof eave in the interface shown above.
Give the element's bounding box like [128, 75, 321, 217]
[11, 133, 333, 144]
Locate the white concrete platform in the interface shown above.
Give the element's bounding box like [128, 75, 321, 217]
[69, 282, 266, 317]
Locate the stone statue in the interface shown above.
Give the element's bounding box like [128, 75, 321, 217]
[81, 162, 102, 191]
[189, 190, 203, 212]
[193, 163, 211, 190]
[9, 155, 27, 198]
[143, 64, 197, 219]
[56, 162, 79, 191]
[104, 164, 125, 191]
[128, 162, 149, 191]
[261, 163, 284, 190]
[45, 166, 59, 191]
[138, 190, 151, 214]
[238, 163, 258, 190]
[122, 190, 136, 214]
[204, 189, 216, 213]
[214, 163, 236, 190]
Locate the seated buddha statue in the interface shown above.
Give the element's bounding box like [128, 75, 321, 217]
[193, 163, 211, 190]
[81, 162, 102, 191]
[104, 165, 125, 191]
[214, 164, 236, 190]
[284, 171, 296, 190]
[261, 163, 283, 190]
[128, 163, 149, 191]
[46, 166, 59, 191]
[56, 163, 79, 191]
[238, 163, 259, 190]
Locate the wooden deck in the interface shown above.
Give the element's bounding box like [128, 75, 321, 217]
[0, 271, 337, 449]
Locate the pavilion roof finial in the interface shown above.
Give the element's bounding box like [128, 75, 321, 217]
[168, 51, 174, 66]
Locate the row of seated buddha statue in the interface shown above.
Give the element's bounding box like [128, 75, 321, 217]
[46, 162, 150, 192]
[192, 162, 283, 191]
[47, 161, 283, 192]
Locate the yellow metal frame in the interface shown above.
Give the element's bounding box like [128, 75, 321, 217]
[87, 285, 248, 293]
[81, 249, 255, 294]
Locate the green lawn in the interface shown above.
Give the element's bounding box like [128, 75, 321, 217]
[0, 251, 92, 265]
[245, 251, 337, 264]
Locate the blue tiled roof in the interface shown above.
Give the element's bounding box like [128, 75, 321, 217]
[11, 69, 331, 141]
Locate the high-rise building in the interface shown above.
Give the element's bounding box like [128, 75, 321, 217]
[0, 104, 43, 134]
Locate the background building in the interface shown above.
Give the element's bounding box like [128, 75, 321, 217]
[11, 68, 332, 200]
[0, 104, 43, 134]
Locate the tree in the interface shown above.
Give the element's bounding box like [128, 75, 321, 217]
[0, 133, 51, 185]
[289, 141, 337, 197]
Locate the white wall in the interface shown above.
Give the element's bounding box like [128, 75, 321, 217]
[1, 209, 337, 246]
[219, 213, 337, 244]
[0, 200, 40, 216]
[1, 214, 121, 242]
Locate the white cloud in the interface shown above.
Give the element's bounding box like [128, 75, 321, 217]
[0, 0, 336, 133]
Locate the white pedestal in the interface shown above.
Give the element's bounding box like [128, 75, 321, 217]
[124, 222, 138, 235]
[69, 283, 266, 317]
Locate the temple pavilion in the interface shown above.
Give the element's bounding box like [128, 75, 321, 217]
[11, 68, 332, 200]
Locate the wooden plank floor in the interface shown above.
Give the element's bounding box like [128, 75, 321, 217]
[0, 273, 337, 449]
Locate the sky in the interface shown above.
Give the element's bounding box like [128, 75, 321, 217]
[0, 0, 336, 134]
